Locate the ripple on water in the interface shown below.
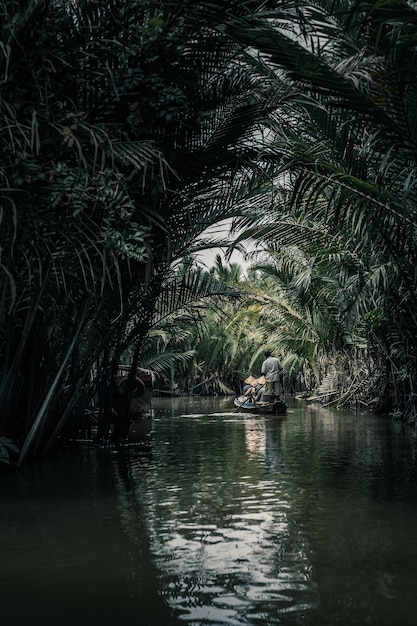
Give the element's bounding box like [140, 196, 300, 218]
[149, 485, 319, 625]
[141, 400, 417, 626]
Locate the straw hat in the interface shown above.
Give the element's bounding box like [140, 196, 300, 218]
[244, 375, 265, 386]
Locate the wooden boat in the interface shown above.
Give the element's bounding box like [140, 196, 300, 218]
[234, 395, 287, 415]
[114, 366, 154, 416]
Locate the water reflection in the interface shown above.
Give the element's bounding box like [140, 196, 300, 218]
[2, 397, 417, 626]
[121, 405, 318, 625]
[244, 416, 267, 456]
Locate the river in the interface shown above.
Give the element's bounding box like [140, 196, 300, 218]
[1, 396, 417, 625]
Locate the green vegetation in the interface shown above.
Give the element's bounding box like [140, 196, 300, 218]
[1, 1, 417, 465]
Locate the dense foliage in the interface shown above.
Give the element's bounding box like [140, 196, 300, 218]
[225, 0, 417, 421]
[0, 0, 276, 464]
[2, 0, 417, 465]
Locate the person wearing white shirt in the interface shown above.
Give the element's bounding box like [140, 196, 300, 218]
[261, 351, 283, 403]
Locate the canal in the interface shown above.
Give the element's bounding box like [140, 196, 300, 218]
[2, 396, 417, 625]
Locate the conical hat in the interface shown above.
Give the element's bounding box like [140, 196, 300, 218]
[244, 375, 265, 386]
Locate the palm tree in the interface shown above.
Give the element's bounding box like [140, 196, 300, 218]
[1, 0, 289, 464]
[223, 0, 417, 418]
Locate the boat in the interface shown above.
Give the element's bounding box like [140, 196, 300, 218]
[114, 365, 154, 416]
[234, 395, 287, 415]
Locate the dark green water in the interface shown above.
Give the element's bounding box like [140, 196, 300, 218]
[2, 397, 417, 625]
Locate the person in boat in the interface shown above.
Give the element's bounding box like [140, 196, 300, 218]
[261, 350, 283, 403]
[244, 382, 266, 402]
[242, 375, 266, 402]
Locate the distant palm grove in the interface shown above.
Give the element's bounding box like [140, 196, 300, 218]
[2, 0, 417, 466]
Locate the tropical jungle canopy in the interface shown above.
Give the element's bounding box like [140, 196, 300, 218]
[2, 0, 417, 466]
